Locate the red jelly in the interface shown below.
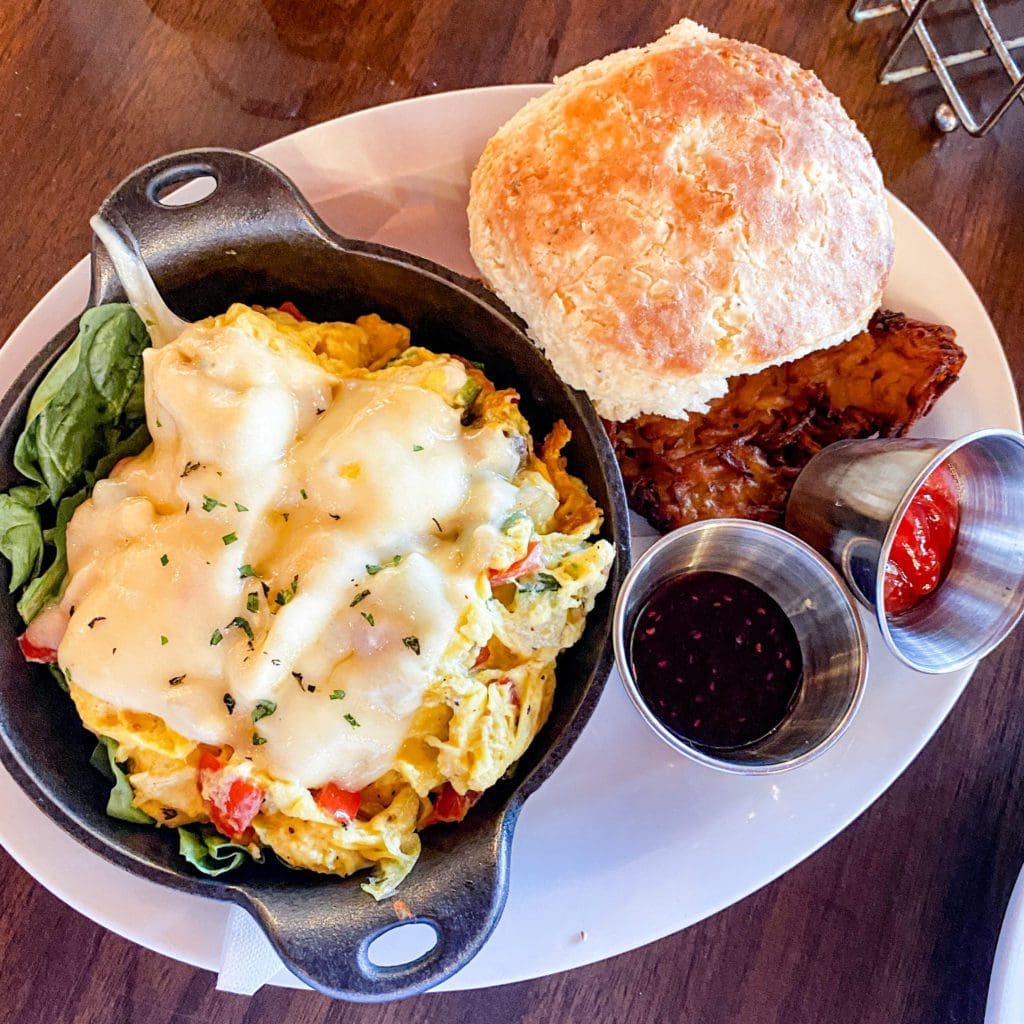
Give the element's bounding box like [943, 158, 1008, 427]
[629, 571, 803, 750]
[884, 463, 960, 616]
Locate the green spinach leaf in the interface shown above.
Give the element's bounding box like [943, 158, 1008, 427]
[0, 483, 48, 591]
[15, 304, 150, 504]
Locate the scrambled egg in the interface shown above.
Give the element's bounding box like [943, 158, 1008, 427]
[65, 303, 614, 897]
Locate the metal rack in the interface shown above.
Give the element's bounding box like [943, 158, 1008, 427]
[849, 0, 1024, 135]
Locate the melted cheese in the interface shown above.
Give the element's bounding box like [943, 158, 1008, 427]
[59, 317, 522, 791]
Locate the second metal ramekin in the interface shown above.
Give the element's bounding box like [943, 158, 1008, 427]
[612, 520, 868, 774]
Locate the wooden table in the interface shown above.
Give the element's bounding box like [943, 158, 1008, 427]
[1, 2, 1022, 1021]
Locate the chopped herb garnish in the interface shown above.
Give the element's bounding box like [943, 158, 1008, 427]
[87, 616, 106, 629]
[246, 593, 259, 613]
[328, 512, 341, 521]
[234, 502, 248, 513]
[181, 460, 201, 477]
[222, 532, 238, 546]
[202, 495, 226, 512]
[292, 671, 304, 690]
[238, 564, 256, 578]
[402, 635, 421, 655]
[252, 732, 267, 746]
[168, 674, 186, 687]
[274, 575, 299, 606]
[366, 555, 401, 575]
[223, 693, 235, 714]
[307, 685, 316, 693]
[330, 689, 346, 701]
[432, 517, 442, 533]
[228, 616, 254, 640]
[210, 628, 223, 646]
[160, 553, 169, 566]
[252, 699, 277, 723]
[501, 510, 527, 532]
[412, 444, 424, 452]
[361, 611, 375, 626]
[350, 589, 370, 606]
[300, 488, 308, 500]
[344, 713, 360, 728]
[160, 635, 168, 646]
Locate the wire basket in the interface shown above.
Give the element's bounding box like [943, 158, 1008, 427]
[850, 0, 1024, 135]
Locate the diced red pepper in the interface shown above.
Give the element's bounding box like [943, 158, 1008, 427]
[278, 301, 307, 322]
[488, 540, 543, 586]
[424, 782, 481, 827]
[17, 633, 58, 664]
[314, 781, 361, 825]
[472, 645, 490, 669]
[198, 750, 264, 842]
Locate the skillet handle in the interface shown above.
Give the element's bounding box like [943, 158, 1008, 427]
[89, 147, 332, 306]
[231, 805, 518, 1002]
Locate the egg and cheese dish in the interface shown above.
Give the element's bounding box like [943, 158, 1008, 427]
[41, 303, 613, 896]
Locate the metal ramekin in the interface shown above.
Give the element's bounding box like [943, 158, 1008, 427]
[786, 428, 1024, 674]
[612, 520, 868, 774]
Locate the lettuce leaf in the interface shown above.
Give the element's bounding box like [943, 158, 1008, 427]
[89, 736, 155, 825]
[178, 826, 258, 877]
[15, 304, 150, 504]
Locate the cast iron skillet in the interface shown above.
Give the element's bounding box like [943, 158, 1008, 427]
[0, 149, 630, 1001]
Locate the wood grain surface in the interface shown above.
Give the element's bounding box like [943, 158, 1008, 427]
[1, 2, 1023, 1022]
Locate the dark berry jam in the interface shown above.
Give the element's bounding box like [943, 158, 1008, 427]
[629, 571, 803, 750]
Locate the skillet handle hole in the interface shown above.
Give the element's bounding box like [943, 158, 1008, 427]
[147, 169, 219, 208]
[363, 920, 440, 970]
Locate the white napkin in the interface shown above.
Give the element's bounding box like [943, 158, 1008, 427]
[216, 905, 295, 995]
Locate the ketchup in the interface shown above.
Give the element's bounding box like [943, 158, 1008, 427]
[883, 463, 960, 616]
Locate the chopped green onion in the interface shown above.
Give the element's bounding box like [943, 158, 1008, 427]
[344, 713, 360, 728]
[412, 444, 424, 452]
[168, 674, 186, 687]
[350, 590, 370, 606]
[222, 532, 238, 546]
[234, 502, 248, 513]
[300, 488, 308, 500]
[361, 611, 375, 626]
[246, 593, 259, 613]
[330, 689, 346, 701]
[453, 378, 482, 409]
[202, 495, 226, 512]
[238, 564, 256, 578]
[252, 732, 267, 746]
[160, 553, 169, 566]
[160, 635, 168, 646]
[402, 635, 421, 655]
[223, 693, 235, 714]
[210, 629, 223, 646]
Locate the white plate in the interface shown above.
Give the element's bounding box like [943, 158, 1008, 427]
[0, 85, 1019, 993]
[987, 862, 1024, 1024]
